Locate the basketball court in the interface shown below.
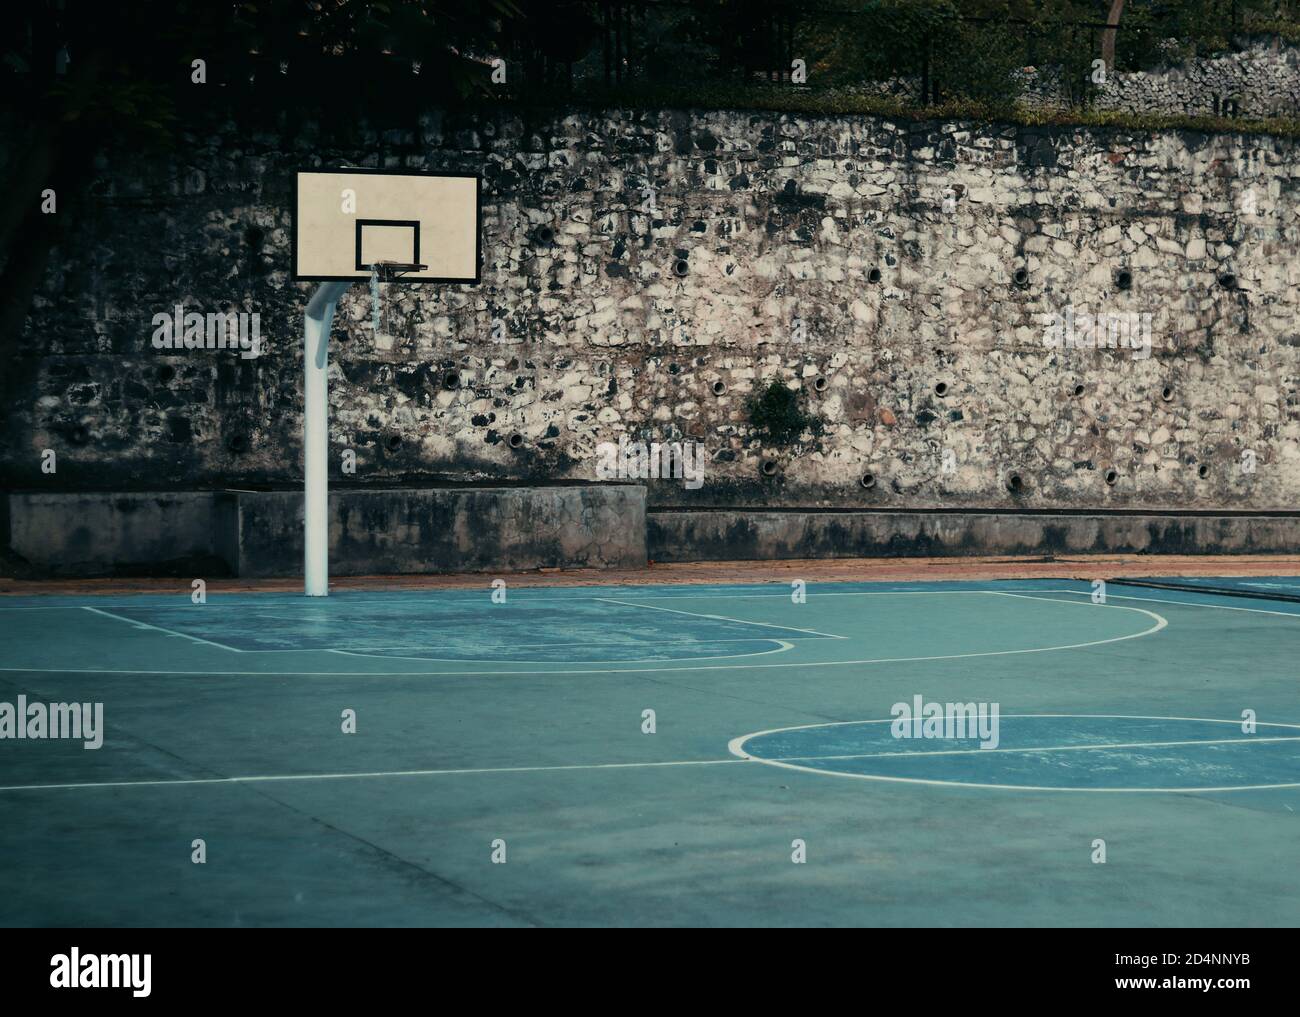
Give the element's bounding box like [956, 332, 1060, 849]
[4, 66, 1297, 940]
[2, 568, 1297, 927]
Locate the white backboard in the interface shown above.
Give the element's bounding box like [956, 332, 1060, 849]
[293, 169, 480, 283]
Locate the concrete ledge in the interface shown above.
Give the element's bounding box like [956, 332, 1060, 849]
[6, 486, 646, 577]
[6, 492, 228, 577]
[10, 494, 1296, 577]
[230, 486, 647, 577]
[648, 510, 1300, 560]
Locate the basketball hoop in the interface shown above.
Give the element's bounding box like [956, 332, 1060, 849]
[365, 262, 430, 337]
[294, 169, 481, 597]
[367, 260, 430, 283]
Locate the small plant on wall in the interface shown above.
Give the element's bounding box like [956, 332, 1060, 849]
[747, 380, 824, 446]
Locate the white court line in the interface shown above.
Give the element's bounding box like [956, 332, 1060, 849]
[354, 637, 792, 650]
[585, 585, 1300, 626]
[729, 714, 1300, 793]
[0, 606, 105, 611]
[323, 639, 795, 665]
[1081, 590, 1300, 619]
[80, 606, 240, 651]
[6, 727, 1300, 795]
[0, 757, 750, 792]
[0, 593, 1168, 675]
[608, 590, 1015, 599]
[7, 585, 1298, 618]
[601, 588, 1300, 618]
[777, 735, 1300, 761]
[594, 596, 847, 639]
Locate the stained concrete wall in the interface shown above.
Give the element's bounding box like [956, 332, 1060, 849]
[10, 487, 1295, 577]
[648, 509, 1300, 561]
[6, 492, 228, 576]
[7, 485, 645, 577]
[6, 107, 1299, 515]
[228, 485, 646, 576]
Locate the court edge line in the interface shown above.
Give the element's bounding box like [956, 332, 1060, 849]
[5, 586, 1294, 626]
[0, 757, 750, 792]
[322, 638, 795, 665]
[6, 585, 1300, 621]
[6, 725, 1300, 794]
[777, 734, 1300, 760]
[80, 606, 237, 651]
[593, 595, 848, 639]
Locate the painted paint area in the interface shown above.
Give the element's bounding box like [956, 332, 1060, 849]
[0, 583, 1162, 673]
[95, 594, 815, 663]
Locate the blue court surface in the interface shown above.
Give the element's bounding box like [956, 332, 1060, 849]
[1, 577, 1298, 926]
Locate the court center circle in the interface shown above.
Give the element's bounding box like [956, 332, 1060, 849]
[730, 715, 1300, 792]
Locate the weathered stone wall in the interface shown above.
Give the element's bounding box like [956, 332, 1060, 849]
[864, 38, 1300, 120]
[1034, 37, 1300, 118]
[5, 106, 1299, 511]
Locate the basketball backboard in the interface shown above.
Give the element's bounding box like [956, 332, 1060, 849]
[293, 169, 481, 283]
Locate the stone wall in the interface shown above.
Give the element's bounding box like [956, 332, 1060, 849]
[1033, 37, 1300, 118]
[4, 105, 1299, 512]
[859, 38, 1300, 120]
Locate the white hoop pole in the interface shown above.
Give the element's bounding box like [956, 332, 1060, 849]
[303, 281, 352, 597]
